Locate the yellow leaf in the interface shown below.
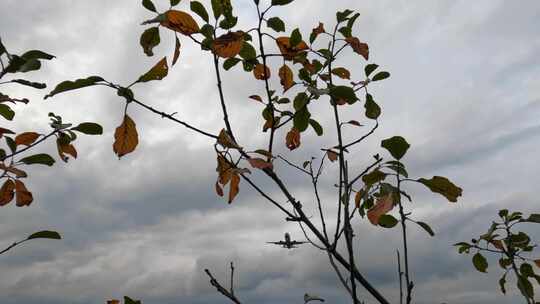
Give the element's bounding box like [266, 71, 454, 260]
[228, 173, 240, 204]
[278, 64, 294, 92]
[15, 132, 40, 146]
[161, 10, 200, 35]
[212, 31, 244, 58]
[367, 194, 394, 225]
[253, 64, 271, 80]
[113, 115, 139, 158]
[0, 179, 15, 206]
[15, 179, 33, 207]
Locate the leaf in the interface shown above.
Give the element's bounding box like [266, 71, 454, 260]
[0, 164, 27, 178]
[57, 139, 77, 162]
[364, 64, 378, 77]
[15, 132, 40, 146]
[472, 252, 488, 273]
[10, 79, 46, 89]
[517, 275, 534, 299]
[138, 57, 168, 82]
[336, 9, 353, 22]
[253, 64, 270, 80]
[364, 93, 380, 119]
[215, 181, 224, 197]
[278, 64, 294, 92]
[381, 136, 410, 160]
[0, 104, 15, 120]
[142, 0, 157, 12]
[213, 31, 244, 58]
[534, 259, 540, 268]
[14, 180, 33, 207]
[27, 230, 61, 240]
[44, 76, 104, 99]
[140, 27, 160, 57]
[160, 10, 200, 35]
[113, 115, 139, 158]
[239, 42, 256, 60]
[293, 107, 310, 132]
[249, 95, 263, 102]
[217, 129, 241, 149]
[329, 86, 358, 105]
[372, 71, 390, 81]
[0, 179, 15, 206]
[267, 17, 285, 32]
[19, 153, 55, 166]
[331, 67, 351, 79]
[327, 150, 338, 162]
[0, 127, 15, 138]
[499, 273, 507, 294]
[367, 194, 394, 225]
[190, 1, 209, 22]
[286, 127, 301, 150]
[271, 0, 294, 6]
[211, 0, 223, 18]
[524, 214, 540, 223]
[346, 36, 368, 60]
[275, 37, 308, 61]
[417, 176, 463, 203]
[490, 239, 504, 250]
[309, 119, 323, 136]
[248, 158, 273, 170]
[290, 28, 302, 48]
[171, 0, 181, 6]
[378, 214, 398, 228]
[228, 173, 240, 204]
[71, 122, 103, 135]
[223, 58, 241, 70]
[310, 22, 325, 43]
[347, 120, 362, 127]
[415, 221, 435, 236]
[362, 169, 386, 186]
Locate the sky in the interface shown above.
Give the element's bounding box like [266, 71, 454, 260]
[0, 0, 539, 303]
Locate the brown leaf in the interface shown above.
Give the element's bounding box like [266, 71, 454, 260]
[138, 57, 169, 82]
[285, 127, 301, 150]
[172, 35, 181, 66]
[15, 132, 40, 146]
[278, 64, 294, 92]
[113, 115, 139, 158]
[57, 139, 77, 163]
[276, 37, 309, 60]
[228, 173, 240, 204]
[367, 194, 394, 225]
[0, 179, 15, 206]
[212, 31, 244, 58]
[249, 95, 263, 102]
[107, 300, 120, 304]
[215, 181, 224, 197]
[0, 127, 15, 138]
[161, 10, 200, 35]
[14, 179, 32, 207]
[216, 154, 232, 185]
[490, 240, 504, 250]
[253, 64, 271, 80]
[311, 22, 325, 39]
[347, 120, 363, 126]
[331, 67, 351, 79]
[327, 150, 338, 162]
[217, 129, 241, 149]
[534, 259, 540, 268]
[346, 37, 369, 60]
[248, 158, 273, 170]
[0, 163, 27, 178]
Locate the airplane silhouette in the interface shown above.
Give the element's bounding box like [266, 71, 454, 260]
[267, 232, 307, 249]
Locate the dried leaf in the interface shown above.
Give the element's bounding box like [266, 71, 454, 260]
[279, 64, 294, 92]
[15, 132, 39, 146]
[138, 57, 169, 82]
[15, 180, 33, 206]
[346, 37, 369, 60]
[331, 67, 351, 79]
[253, 64, 271, 80]
[0, 127, 15, 138]
[327, 150, 338, 162]
[215, 181, 224, 197]
[347, 120, 362, 126]
[161, 10, 200, 35]
[491, 240, 504, 250]
[417, 176, 462, 203]
[57, 140, 77, 162]
[276, 37, 308, 60]
[217, 129, 241, 149]
[249, 95, 263, 102]
[0, 163, 27, 178]
[0, 179, 15, 206]
[212, 31, 244, 58]
[113, 115, 139, 158]
[286, 127, 301, 150]
[310, 22, 325, 43]
[228, 173, 240, 204]
[172, 35, 181, 65]
[248, 158, 273, 170]
[367, 194, 394, 225]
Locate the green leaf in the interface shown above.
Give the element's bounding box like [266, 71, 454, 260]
[191, 1, 209, 22]
[271, 0, 294, 5]
[293, 92, 309, 110]
[362, 169, 386, 186]
[223, 58, 241, 70]
[71, 123, 103, 135]
[346, 12, 360, 29]
[124, 296, 142, 304]
[199, 24, 214, 39]
[142, 0, 157, 12]
[417, 176, 462, 203]
[521, 263, 534, 277]
[140, 27, 160, 57]
[378, 214, 398, 228]
[44, 76, 105, 99]
[472, 252, 488, 273]
[0, 104, 15, 121]
[364, 64, 378, 77]
[364, 93, 380, 119]
[211, 0, 223, 19]
[239, 42, 257, 60]
[17, 59, 41, 73]
[517, 275, 534, 299]
[336, 9, 353, 22]
[267, 17, 285, 32]
[338, 27, 351, 38]
[381, 136, 410, 160]
[309, 119, 323, 136]
[21, 50, 55, 60]
[293, 108, 311, 132]
[372, 71, 390, 81]
[27, 230, 61, 240]
[171, 0, 181, 6]
[19, 153, 55, 166]
[290, 28, 302, 47]
[415, 221, 435, 236]
[329, 86, 358, 105]
[138, 57, 168, 83]
[498, 209, 509, 219]
[10, 79, 46, 89]
[5, 137, 16, 154]
[525, 214, 540, 223]
[499, 273, 507, 294]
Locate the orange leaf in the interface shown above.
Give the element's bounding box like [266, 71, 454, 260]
[253, 64, 271, 80]
[113, 115, 139, 158]
[0, 179, 15, 206]
[276, 37, 308, 60]
[278, 64, 294, 92]
[0, 163, 27, 178]
[367, 194, 394, 225]
[212, 31, 244, 58]
[248, 158, 273, 170]
[15, 132, 40, 146]
[57, 139, 77, 163]
[161, 10, 200, 35]
[285, 127, 301, 150]
[172, 35, 181, 66]
[228, 173, 240, 204]
[346, 37, 369, 60]
[327, 150, 338, 162]
[332, 67, 351, 79]
[14, 179, 32, 207]
[534, 259, 540, 268]
[215, 181, 224, 197]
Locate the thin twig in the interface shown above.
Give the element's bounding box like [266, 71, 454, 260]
[205, 268, 242, 304]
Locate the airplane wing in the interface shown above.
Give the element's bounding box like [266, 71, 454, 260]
[290, 241, 307, 245]
[267, 241, 286, 245]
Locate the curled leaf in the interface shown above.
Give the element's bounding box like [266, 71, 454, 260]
[367, 194, 394, 225]
[228, 173, 240, 204]
[346, 36, 368, 60]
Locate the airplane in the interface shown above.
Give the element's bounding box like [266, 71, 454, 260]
[267, 232, 307, 249]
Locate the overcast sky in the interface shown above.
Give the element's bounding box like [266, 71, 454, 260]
[1, 0, 539, 303]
